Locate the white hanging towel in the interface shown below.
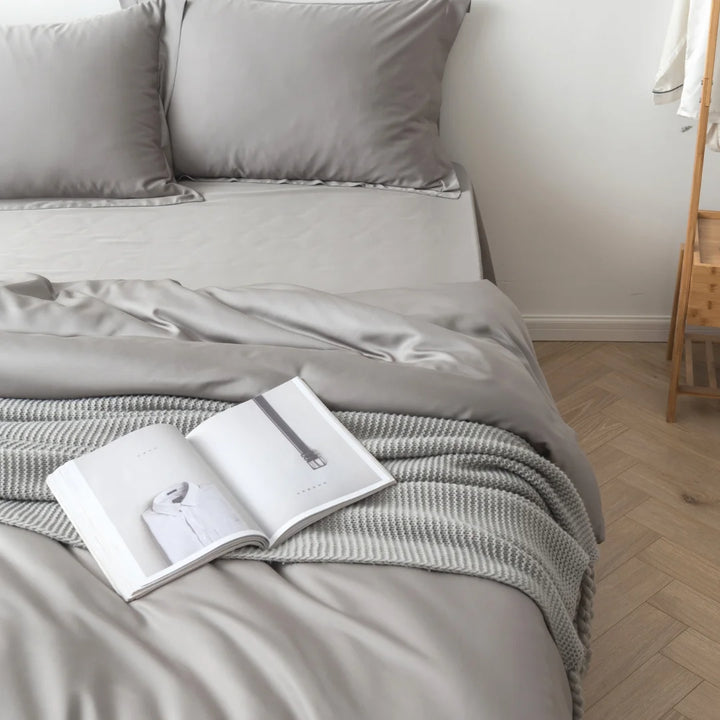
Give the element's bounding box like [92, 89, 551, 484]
[654, 0, 720, 149]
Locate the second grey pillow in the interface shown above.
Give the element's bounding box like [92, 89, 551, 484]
[167, 0, 469, 195]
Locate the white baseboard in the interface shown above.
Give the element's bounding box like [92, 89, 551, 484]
[523, 315, 671, 342]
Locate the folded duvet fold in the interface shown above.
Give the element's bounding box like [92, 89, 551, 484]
[0, 275, 603, 541]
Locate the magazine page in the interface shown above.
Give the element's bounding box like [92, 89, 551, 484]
[187, 378, 395, 545]
[51, 424, 265, 594]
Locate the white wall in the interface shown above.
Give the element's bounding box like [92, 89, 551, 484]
[0, 1, 117, 24]
[441, 0, 719, 339]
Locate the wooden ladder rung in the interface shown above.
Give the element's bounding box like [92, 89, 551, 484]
[678, 384, 720, 398]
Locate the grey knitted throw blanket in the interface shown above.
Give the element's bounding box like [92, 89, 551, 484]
[0, 395, 598, 719]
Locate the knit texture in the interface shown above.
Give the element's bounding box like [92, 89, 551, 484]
[0, 395, 598, 719]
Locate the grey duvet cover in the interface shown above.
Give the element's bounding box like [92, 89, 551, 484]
[0, 276, 601, 720]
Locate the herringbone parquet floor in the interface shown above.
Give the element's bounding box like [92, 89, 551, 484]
[535, 342, 720, 720]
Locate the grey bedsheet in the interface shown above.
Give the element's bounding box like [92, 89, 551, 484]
[0, 276, 600, 720]
[0, 166, 487, 292]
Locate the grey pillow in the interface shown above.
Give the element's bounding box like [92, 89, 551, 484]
[166, 0, 469, 196]
[0, 2, 201, 210]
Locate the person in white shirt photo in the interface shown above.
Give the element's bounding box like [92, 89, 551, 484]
[142, 481, 248, 565]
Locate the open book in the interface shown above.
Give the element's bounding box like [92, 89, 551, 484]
[47, 378, 395, 601]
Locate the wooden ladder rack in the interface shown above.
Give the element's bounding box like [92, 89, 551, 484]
[667, 0, 720, 420]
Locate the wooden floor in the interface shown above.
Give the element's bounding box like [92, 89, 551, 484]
[535, 342, 720, 720]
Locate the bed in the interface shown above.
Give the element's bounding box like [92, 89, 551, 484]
[0, 1, 601, 719]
